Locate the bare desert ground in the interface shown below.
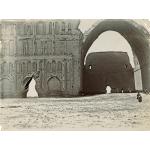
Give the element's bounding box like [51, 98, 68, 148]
[0, 93, 150, 130]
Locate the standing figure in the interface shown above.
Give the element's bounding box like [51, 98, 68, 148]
[106, 86, 111, 94]
[137, 91, 142, 102]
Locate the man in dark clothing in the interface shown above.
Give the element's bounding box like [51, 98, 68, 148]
[137, 91, 142, 102]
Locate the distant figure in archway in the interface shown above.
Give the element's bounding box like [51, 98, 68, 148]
[144, 89, 150, 95]
[106, 86, 111, 94]
[128, 88, 132, 93]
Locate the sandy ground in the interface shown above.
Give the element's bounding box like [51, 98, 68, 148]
[0, 93, 150, 130]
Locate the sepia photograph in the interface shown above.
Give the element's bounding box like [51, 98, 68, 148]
[0, 19, 150, 131]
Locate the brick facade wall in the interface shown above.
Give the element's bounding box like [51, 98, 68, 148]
[0, 20, 83, 98]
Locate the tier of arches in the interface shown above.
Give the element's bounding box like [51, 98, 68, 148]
[16, 21, 73, 36]
[1, 21, 73, 36]
[0, 58, 73, 76]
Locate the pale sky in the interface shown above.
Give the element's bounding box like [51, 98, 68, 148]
[79, 20, 134, 67]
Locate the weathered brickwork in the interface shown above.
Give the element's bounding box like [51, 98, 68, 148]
[0, 20, 83, 98]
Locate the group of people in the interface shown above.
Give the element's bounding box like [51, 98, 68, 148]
[105, 86, 128, 94]
[105, 85, 145, 103]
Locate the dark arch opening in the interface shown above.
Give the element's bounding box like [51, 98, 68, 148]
[47, 76, 61, 96]
[22, 75, 38, 98]
[83, 31, 139, 94]
[27, 78, 38, 98]
[82, 19, 150, 94]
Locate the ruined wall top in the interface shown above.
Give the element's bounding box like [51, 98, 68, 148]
[83, 19, 150, 42]
[0, 19, 81, 41]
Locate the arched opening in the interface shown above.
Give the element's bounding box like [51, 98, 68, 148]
[27, 78, 38, 98]
[84, 31, 134, 67]
[22, 75, 38, 98]
[47, 76, 61, 96]
[82, 20, 150, 94]
[84, 31, 138, 94]
[0, 78, 15, 98]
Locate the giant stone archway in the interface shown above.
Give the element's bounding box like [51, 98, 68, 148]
[82, 19, 150, 92]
